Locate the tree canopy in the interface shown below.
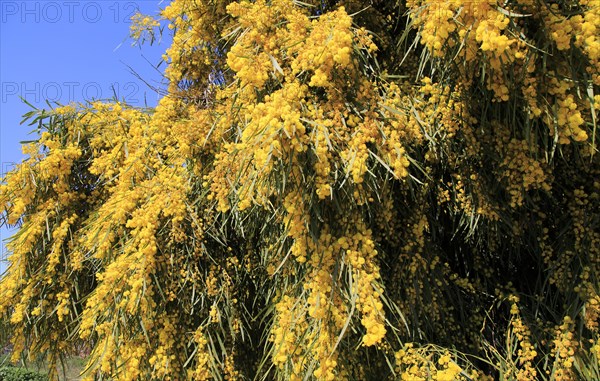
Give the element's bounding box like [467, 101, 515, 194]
[1, 0, 599, 380]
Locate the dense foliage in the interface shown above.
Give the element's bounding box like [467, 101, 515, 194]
[0, 367, 47, 381]
[1, 0, 599, 379]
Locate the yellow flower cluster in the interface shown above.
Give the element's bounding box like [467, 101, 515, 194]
[268, 216, 389, 379]
[283, 189, 309, 264]
[271, 294, 306, 371]
[551, 316, 578, 380]
[408, 0, 596, 144]
[584, 295, 600, 332]
[192, 329, 211, 381]
[395, 344, 479, 381]
[129, 13, 159, 42]
[161, 0, 228, 94]
[499, 137, 550, 208]
[533, 69, 590, 144]
[545, 1, 600, 84]
[339, 221, 386, 347]
[507, 295, 538, 380]
[290, 7, 354, 87]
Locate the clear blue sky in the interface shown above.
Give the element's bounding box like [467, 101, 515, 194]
[1, 0, 171, 274]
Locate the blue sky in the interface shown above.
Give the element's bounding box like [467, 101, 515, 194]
[1, 0, 171, 274]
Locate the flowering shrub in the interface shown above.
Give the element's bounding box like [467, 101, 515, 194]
[1, 0, 599, 380]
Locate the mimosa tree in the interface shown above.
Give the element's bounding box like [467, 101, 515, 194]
[1, 0, 599, 379]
